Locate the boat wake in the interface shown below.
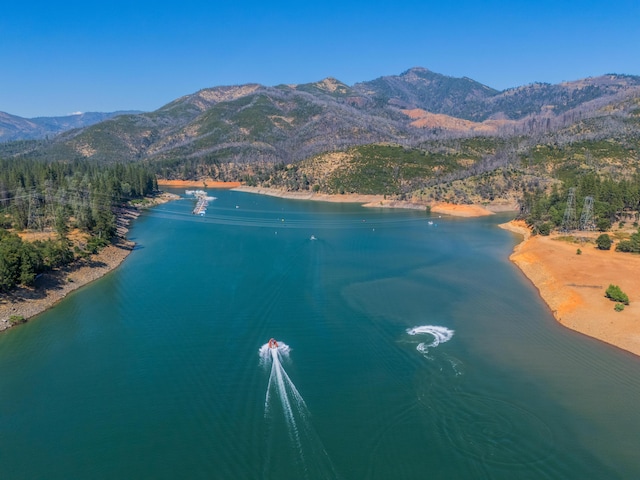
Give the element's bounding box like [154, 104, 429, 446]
[260, 340, 338, 479]
[407, 325, 454, 354]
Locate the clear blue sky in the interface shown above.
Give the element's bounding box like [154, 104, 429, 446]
[2, 0, 639, 118]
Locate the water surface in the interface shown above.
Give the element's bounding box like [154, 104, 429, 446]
[1, 190, 639, 479]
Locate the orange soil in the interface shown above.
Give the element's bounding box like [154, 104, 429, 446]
[16, 231, 57, 242]
[233, 186, 495, 217]
[501, 220, 640, 356]
[400, 108, 513, 133]
[429, 202, 494, 217]
[157, 179, 241, 188]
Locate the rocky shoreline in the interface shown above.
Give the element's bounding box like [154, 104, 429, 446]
[0, 239, 134, 332]
[0, 193, 178, 333]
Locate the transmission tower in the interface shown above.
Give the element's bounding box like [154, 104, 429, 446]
[579, 196, 595, 231]
[562, 188, 577, 232]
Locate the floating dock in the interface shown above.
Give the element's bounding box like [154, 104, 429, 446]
[186, 190, 213, 216]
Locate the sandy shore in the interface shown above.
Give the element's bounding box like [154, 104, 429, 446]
[0, 193, 178, 333]
[233, 185, 497, 217]
[500, 220, 640, 356]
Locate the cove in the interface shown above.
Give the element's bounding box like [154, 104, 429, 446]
[1, 189, 639, 479]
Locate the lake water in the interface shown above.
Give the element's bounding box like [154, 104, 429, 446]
[1, 190, 639, 479]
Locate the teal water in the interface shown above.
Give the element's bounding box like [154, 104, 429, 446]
[1, 190, 640, 479]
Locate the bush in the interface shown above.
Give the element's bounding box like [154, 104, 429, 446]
[614, 303, 625, 312]
[615, 231, 640, 253]
[597, 218, 612, 232]
[596, 234, 612, 250]
[536, 222, 552, 236]
[9, 315, 25, 325]
[576, 248, 582, 255]
[605, 284, 629, 305]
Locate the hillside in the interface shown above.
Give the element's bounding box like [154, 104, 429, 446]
[1, 67, 639, 210]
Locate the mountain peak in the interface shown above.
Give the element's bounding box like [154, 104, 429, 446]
[402, 67, 430, 75]
[316, 77, 349, 92]
[294, 77, 352, 96]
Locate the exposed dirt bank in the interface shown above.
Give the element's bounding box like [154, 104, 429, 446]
[157, 179, 241, 188]
[500, 220, 640, 356]
[233, 186, 497, 217]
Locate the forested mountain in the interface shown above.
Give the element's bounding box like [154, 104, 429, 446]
[0, 110, 141, 142]
[2, 67, 639, 169]
[352, 67, 500, 119]
[1, 68, 639, 219]
[1, 67, 640, 292]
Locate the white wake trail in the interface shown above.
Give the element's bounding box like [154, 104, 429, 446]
[260, 340, 339, 479]
[407, 325, 455, 354]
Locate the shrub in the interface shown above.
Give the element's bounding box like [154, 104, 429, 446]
[536, 222, 552, 236]
[596, 234, 612, 250]
[576, 248, 582, 255]
[9, 315, 25, 325]
[615, 231, 640, 253]
[597, 218, 612, 232]
[605, 284, 629, 305]
[614, 303, 625, 312]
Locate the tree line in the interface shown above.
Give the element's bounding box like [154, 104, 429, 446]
[0, 158, 157, 291]
[520, 172, 640, 234]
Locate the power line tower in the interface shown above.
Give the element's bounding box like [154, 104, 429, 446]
[579, 196, 595, 231]
[562, 188, 577, 232]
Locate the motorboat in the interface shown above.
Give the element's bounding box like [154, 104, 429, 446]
[268, 338, 279, 349]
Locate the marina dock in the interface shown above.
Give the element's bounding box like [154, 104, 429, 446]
[186, 190, 214, 216]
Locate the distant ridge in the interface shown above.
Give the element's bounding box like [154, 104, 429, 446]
[0, 110, 143, 142]
[2, 68, 639, 169]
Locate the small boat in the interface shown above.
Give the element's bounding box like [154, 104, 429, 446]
[268, 338, 279, 349]
[310, 235, 317, 240]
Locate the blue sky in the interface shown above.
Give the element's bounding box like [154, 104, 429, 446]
[2, 0, 639, 118]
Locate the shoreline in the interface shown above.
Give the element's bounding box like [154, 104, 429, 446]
[0, 192, 179, 333]
[7, 184, 637, 356]
[1, 185, 497, 332]
[500, 220, 640, 356]
[157, 179, 241, 189]
[232, 185, 501, 217]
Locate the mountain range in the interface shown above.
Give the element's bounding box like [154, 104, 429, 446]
[2, 67, 639, 196]
[0, 110, 142, 143]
